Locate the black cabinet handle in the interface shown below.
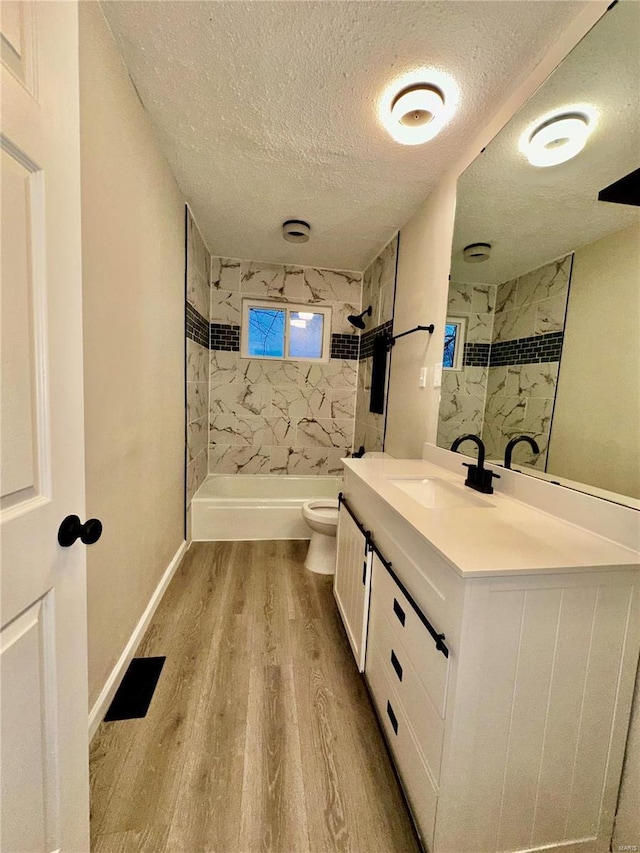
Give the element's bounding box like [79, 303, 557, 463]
[386, 700, 398, 735]
[390, 650, 403, 682]
[393, 598, 406, 626]
[58, 515, 103, 547]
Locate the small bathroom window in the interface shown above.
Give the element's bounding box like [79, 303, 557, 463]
[241, 299, 332, 362]
[443, 317, 466, 370]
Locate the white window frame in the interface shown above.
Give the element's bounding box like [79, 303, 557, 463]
[240, 298, 332, 363]
[443, 316, 467, 371]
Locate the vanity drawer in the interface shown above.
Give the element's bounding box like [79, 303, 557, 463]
[368, 597, 445, 783]
[371, 555, 449, 718]
[366, 637, 438, 850]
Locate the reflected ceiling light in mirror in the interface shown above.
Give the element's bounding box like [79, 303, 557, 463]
[520, 106, 597, 167]
[378, 69, 459, 145]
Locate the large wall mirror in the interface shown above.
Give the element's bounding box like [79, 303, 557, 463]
[437, 0, 639, 508]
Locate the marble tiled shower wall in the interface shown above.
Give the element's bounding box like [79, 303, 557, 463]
[436, 282, 496, 450]
[483, 255, 571, 468]
[208, 259, 362, 475]
[185, 210, 211, 503]
[353, 235, 398, 452]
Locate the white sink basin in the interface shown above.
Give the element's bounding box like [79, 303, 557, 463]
[387, 476, 493, 509]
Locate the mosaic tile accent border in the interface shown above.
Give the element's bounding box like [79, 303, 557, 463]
[489, 331, 564, 367]
[186, 301, 209, 348]
[463, 342, 491, 367]
[462, 333, 564, 368]
[359, 320, 393, 360]
[210, 322, 240, 351]
[330, 333, 359, 360]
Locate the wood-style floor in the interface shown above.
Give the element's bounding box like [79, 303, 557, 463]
[90, 541, 421, 853]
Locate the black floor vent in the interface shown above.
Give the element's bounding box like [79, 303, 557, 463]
[104, 656, 166, 722]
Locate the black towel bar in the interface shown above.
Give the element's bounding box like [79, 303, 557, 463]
[387, 324, 435, 349]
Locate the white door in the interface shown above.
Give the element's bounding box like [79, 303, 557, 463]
[334, 502, 372, 671]
[1, 2, 91, 851]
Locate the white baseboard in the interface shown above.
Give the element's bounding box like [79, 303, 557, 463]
[88, 539, 189, 741]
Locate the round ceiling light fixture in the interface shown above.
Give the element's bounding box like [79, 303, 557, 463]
[391, 84, 444, 128]
[283, 220, 311, 242]
[520, 107, 597, 167]
[379, 69, 458, 145]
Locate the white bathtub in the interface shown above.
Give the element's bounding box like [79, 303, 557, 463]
[190, 474, 342, 541]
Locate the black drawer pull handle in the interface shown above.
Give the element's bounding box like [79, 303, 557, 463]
[362, 561, 367, 585]
[390, 650, 403, 681]
[393, 598, 406, 626]
[386, 700, 398, 735]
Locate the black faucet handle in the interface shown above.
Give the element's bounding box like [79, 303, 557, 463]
[463, 463, 500, 494]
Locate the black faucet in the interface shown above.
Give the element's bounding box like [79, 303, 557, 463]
[504, 435, 541, 470]
[450, 434, 500, 495]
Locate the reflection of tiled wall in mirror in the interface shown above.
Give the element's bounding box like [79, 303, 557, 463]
[437, 254, 571, 468]
[436, 281, 496, 453]
[483, 254, 571, 469]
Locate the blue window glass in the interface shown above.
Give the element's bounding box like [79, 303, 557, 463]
[443, 323, 458, 368]
[289, 311, 324, 359]
[247, 307, 285, 357]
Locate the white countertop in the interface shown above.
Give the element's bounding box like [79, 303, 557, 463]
[343, 457, 640, 578]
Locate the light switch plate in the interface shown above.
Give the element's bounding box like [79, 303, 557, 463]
[419, 367, 427, 388]
[433, 363, 443, 388]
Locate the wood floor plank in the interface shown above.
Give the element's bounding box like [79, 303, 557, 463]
[91, 540, 421, 853]
[239, 663, 310, 853]
[248, 541, 292, 669]
[91, 826, 169, 853]
[164, 568, 253, 851]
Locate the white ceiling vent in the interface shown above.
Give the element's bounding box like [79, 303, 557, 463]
[463, 243, 492, 263]
[283, 220, 311, 243]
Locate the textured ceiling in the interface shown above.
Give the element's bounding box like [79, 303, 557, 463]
[450, 0, 640, 285]
[100, 0, 587, 271]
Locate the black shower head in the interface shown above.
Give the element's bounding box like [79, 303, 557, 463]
[347, 305, 372, 330]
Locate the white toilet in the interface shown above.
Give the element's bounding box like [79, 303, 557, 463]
[301, 499, 340, 574]
[301, 452, 393, 574]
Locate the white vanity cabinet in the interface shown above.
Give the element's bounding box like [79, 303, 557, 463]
[338, 462, 640, 853]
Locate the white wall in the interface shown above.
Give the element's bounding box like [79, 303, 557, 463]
[385, 177, 457, 457]
[79, 2, 185, 709]
[548, 224, 640, 499]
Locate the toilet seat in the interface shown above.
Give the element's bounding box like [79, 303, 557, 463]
[303, 499, 339, 524]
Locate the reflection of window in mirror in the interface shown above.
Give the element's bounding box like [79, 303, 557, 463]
[443, 317, 466, 370]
